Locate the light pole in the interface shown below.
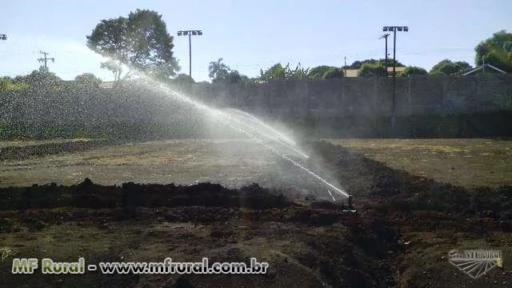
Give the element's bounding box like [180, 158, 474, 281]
[379, 33, 390, 76]
[177, 30, 203, 78]
[383, 26, 408, 135]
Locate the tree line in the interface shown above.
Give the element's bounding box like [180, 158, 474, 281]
[1, 8, 511, 90]
[83, 9, 512, 84]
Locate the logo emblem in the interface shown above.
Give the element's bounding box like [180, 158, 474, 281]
[448, 249, 503, 279]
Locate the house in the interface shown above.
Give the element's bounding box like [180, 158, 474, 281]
[344, 69, 360, 77]
[99, 81, 116, 89]
[343, 66, 407, 77]
[462, 64, 507, 76]
[386, 66, 407, 76]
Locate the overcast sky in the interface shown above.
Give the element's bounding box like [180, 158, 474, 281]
[0, 0, 510, 82]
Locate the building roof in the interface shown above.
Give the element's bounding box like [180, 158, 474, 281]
[99, 81, 116, 89]
[343, 66, 406, 77]
[462, 64, 507, 76]
[387, 66, 407, 74]
[344, 69, 359, 77]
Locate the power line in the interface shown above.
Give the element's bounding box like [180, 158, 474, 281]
[37, 51, 55, 73]
[379, 33, 390, 76]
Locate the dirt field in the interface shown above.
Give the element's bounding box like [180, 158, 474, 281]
[327, 138, 512, 188]
[2, 138, 510, 189]
[0, 139, 346, 201]
[0, 139, 277, 188]
[0, 138, 511, 287]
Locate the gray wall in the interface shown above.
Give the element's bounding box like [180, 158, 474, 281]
[187, 75, 512, 119]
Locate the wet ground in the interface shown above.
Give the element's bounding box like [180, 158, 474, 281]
[2, 138, 510, 189]
[0, 139, 346, 201]
[0, 139, 277, 187]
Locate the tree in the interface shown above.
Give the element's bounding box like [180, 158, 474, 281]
[308, 66, 336, 79]
[225, 70, 243, 84]
[400, 66, 428, 77]
[322, 68, 344, 79]
[475, 30, 512, 72]
[259, 63, 310, 81]
[359, 63, 387, 77]
[75, 73, 102, 85]
[208, 58, 248, 84]
[173, 73, 195, 85]
[287, 63, 309, 80]
[0, 77, 28, 92]
[100, 60, 123, 82]
[348, 59, 403, 69]
[209, 58, 231, 82]
[86, 9, 179, 81]
[307, 66, 344, 79]
[430, 59, 472, 76]
[15, 70, 61, 87]
[259, 63, 287, 81]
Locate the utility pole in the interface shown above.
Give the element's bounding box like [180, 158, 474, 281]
[177, 30, 203, 78]
[382, 26, 408, 136]
[344, 56, 347, 77]
[38, 51, 55, 73]
[380, 33, 390, 76]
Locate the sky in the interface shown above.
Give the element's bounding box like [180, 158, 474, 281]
[0, 0, 510, 82]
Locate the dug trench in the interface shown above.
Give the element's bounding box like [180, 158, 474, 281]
[0, 141, 511, 287]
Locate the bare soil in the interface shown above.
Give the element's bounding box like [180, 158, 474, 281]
[0, 139, 511, 287]
[326, 138, 512, 188]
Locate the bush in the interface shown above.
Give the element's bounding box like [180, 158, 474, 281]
[323, 68, 344, 79]
[359, 63, 387, 77]
[400, 66, 428, 77]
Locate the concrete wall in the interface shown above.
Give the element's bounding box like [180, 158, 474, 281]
[188, 75, 512, 119]
[182, 75, 512, 137]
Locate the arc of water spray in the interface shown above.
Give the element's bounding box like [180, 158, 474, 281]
[223, 109, 297, 146]
[98, 56, 349, 199]
[220, 109, 310, 159]
[326, 190, 337, 202]
[262, 142, 350, 198]
[206, 109, 349, 198]
[142, 77, 310, 160]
